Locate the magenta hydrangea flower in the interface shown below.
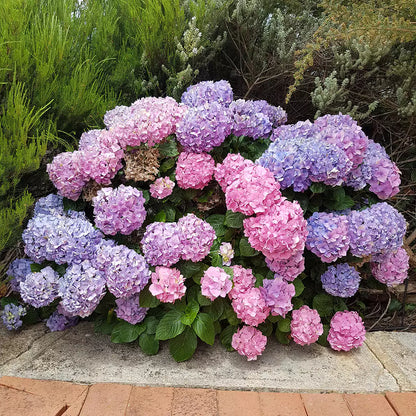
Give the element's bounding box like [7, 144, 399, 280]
[47, 151, 86, 200]
[260, 276, 295, 317]
[46, 311, 79, 332]
[231, 325, 267, 361]
[214, 153, 254, 192]
[176, 102, 232, 153]
[149, 177, 175, 199]
[201, 267, 232, 301]
[7, 258, 33, 293]
[92, 185, 146, 236]
[149, 266, 186, 303]
[320, 263, 361, 298]
[232, 287, 270, 327]
[115, 294, 149, 324]
[181, 80, 233, 107]
[19, 266, 60, 308]
[371, 248, 409, 286]
[219, 242, 234, 266]
[306, 212, 350, 263]
[175, 152, 215, 190]
[265, 252, 305, 282]
[177, 214, 216, 262]
[225, 164, 282, 215]
[142, 222, 182, 266]
[243, 199, 308, 261]
[228, 265, 256, 300]
[327, 311, 366, 351]
[290, 306, 323, 346]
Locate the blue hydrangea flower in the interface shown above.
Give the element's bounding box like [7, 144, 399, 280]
[46, 311, 79, 332]
[320, 263, 361, 298]
[1, 304, 26, 330]
[6, 258, 33, 293]
[181, 80, 233, 107]
[33, 194, 64, 217]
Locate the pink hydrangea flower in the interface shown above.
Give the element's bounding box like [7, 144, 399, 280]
[214, 153, 254, 192]
[219, 242, 234, 266]
[150, 177, 175, 199]
[231, 326, 267, 361]
[290, 306, 323, 346]
[225, 164, 282, 215]
[201, 267, 232, 301]
[371, 248, 409, 286]
[368, 159, 401, 200]
[243, 199, 308, 261]
[265, 252, 305, 282]
[260, 276, 295, 317]
[176, 152, 215, 189]
[228, 265, 256, 300]
[149, 266, 186, 303]
[232, 287, 270, 326]
[327, 311, 366, 351]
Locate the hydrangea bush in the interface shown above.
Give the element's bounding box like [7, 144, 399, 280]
[2, 80, 409, 362]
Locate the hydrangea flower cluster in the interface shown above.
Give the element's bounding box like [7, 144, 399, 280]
[149, 177, 175, 199]
[260, 277, 295, 317]
[290, 306, 323, 346]
[7, 258, 33, 292]
[20, 267, 60, 308]
[265, 252, 305, 282]
[320, 263, 361, 298]
[115, 294, 149, 325]
[33, 194, 64, 216]
[92, 185, 146, 235]
[46, 311, 79, 332]
[201, 267, 232, 301]
[1, 304, 26, 330]
[181, 80, 233, 107]
[327, 311, 366, 351]
[228, 265, 256, 300]
[214, 153, 254, 192]
[306, 212, 350, 263]
[175, 152, 215, 189]
[231, 326, 267, 361]
[149, 267, 186, 303]
[231, 287, 270, 327]
[371, 248, 409, 286]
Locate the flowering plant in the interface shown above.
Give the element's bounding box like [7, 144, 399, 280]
[3, 80, 408, 362]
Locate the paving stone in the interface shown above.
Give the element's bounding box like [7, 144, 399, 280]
[259, 392, 307, 416]
[217, 390, 261, 416]
[79, 383, 132, 416]
[301, 393, 352, 416]
[126, 386, 174, 416]
[386, 392, 416, 416]
[343, 394, 397, 416]
[0, 322, 399, 393]
[365, 332, 416, 391]
[62, 389, 89, 416]
[171, 388, 217, 416]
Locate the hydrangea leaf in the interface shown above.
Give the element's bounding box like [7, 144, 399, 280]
[293, 278, 305, 297]
[155, 309, 186, 340]
[158, 139, 179, 157]
[239, 237, 259, 257]
[258, 320, 273, 337]
[169, 326, 197, 362]
[139, 287, 161, 308]
[205, 214, 226, 236]
[139, 333, 160, 355]
[277, 317, 291, 333]
[313, 293, 334, 317]
[275, 327, 290, 345]
[181, 300, 200, 326]
[225, 210, 245, 228]
[192, 313, 215, 345]
[220, 325, 237, 351]
[111, 321, 145, 343]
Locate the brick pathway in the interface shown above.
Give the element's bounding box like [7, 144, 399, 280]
[0, 376, 415, 415]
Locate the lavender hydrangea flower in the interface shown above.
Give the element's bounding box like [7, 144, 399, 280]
[59, 260, 106, 318]
[260, 276, 295, 317]
[20, 266, 60, 308]
[181, 80, 233, 107]
[142, 222, 182, 266]
[176, 102, 232, 153]
[33, 194, 64, 217]
[6, 258, 33, 293]
[92, 185, 146, 236]
[115, 294, 148, 324]
[371, 248, 409, 287]
[320, 263, 361, 298]
[348, 203, 406, 257]
[1, 304, 26, 330]
[306, 212, 350, 263]
[46, 311, 79, 332]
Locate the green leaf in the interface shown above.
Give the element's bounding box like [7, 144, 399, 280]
[313, 293, 334, 317]
[254, 273, 265, 288]
[154, 210, 166, 222]
[169, 326, 197, 362]
[94, 317, 116, 335]
[155, 309, 186, 340]
[317, 324, 330, 347]
[139, 287, 161, 308]
[181, 300, 200, 326]
[310, 183, 326, 193]
[22, 308, 41, 325]
[111, 321, 145, 343]
[258, 320, 273, 337]
[203, 298, 225, 321]
[334, 298, 348, 312]
[192, 313, 215, 345]
[158, 139, 179, 157]
[179, 262, 207, 278]
[206, 214, 226, 236]
[197, 290, 212, 306]
[224, 306, 239, 326]
[139, 333, 160, 355]
[211, 253, 223, 267]
[292, 297, 304, 309]
[165, 206, 176, 222]
[225, 211, 245, 228]
[239, 237, 259, 257]
[278, 317, 291, 333]
[293, 278, 305, 297]
[275, 327, 290, 345]
[144, 316, 158, 335]
[220, 325, 238, 351]
[30, 263, 43, 273]
[1, 297, 19, 307]
[160, 158, 176, 173]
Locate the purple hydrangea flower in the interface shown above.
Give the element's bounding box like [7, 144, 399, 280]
[265, 252, 305, 282]
[6, 258, 33, 293]
[46, 311, 79, 332]
[115, 294, 148, 324]
[142, 222, 182, 266]
[1, 304, 26, 330]
[176, 102, 233, 153]
[20, 266, 60, 308]
[92, 185, 146, 236]
[306, 212, 350, 263]
[33, 194, 64, 217]
[59, 260, 106, 318]
[260, 276, 295, 317]
[320, 263, 361, 298]
[181, 80, 233, 107]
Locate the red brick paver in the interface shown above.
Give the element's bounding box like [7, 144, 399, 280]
[259, 392, 308, 416]
[217, 390, 262, 416]
[301, 393, 353, 416]
[386, 392, 416, 416]
[172, 388, 218, 416]
[126, 386, 174, 416]
[344, 393, 397, 416]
